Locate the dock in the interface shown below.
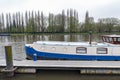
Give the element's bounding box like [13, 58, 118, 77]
[1, 45, 120, 76]
[1, 59, 120, 74]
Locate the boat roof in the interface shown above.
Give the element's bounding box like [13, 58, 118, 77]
[102, 35, 120, 38]
[34, 41, 89, 46]
[33, 41, 108, 46]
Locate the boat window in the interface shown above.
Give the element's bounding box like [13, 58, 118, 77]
[108, 38, 112, 42]
[76, 47, 87, 54]
[117, 38, 120, 42]
[97, 47, 107, 54]
[113, 38, 117, 42]
[106, 37, 110, 42]
[102, 37, 106, 42]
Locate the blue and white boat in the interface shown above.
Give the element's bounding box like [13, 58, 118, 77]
[25, 35, 120, 60]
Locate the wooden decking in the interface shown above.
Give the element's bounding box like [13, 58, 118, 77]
[1, 59, 120, 69]
[1, 59, 120, 74]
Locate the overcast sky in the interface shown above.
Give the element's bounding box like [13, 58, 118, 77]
[0, 0, 120, 21]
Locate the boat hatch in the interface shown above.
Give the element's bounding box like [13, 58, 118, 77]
[102, 35, 120, 44]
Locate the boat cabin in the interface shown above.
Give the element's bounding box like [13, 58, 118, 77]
[102, 35, 120, 44]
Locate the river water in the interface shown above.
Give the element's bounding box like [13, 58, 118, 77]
[1, 33, 120, 80]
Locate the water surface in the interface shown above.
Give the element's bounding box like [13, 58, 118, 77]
[0, 33, 120, 80]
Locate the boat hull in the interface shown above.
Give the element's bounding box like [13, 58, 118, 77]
[25, 46, 120, 61]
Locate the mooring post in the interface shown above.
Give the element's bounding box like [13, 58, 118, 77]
[5, 46, 13, 70]
[2, 45, 16, 77]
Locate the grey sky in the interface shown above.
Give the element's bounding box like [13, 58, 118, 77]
[0, 0, 120, 21]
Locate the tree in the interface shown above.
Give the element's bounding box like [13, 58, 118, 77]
[37, 11, 41, 32]
[41, 12, 46, 32]
[82, 11, 95, 32]
[54, 14, 64, 32]
[96, 19, 103, 33]
[73, 9, 79, 32]
[97, 18, 120, 32]
[83, 11, 90, 32]
[61, 10, 65, 32]
[6, 13, 10, 32]
[0, 15, 2, 32]
[66, 9, 79, 32]
[21, 13, 24, 32]
[48, 13, 55, 32]
[0, 13, 5, 32]
[67, 9, 70, 32]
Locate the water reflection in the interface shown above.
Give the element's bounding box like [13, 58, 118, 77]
[0, 34, 102, 43]
[1, 70, 120, 80]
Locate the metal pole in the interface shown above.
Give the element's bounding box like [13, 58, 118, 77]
[89, 31, 92, 45]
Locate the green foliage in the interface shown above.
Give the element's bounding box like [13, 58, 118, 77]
[25, 18, 37, 33]
[0, 10, 120, 33]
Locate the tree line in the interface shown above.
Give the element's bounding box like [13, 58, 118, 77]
[0, 9, 120, 33]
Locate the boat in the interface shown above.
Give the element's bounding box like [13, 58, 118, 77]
[25, 34, 120, 60]
[0, 33, 10, 36]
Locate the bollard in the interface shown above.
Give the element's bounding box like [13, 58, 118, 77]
[33, 53, 37, 61]
[2, 45, 16, 77]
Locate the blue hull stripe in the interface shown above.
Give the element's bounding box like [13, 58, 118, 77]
[25, 46, 120, 60]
